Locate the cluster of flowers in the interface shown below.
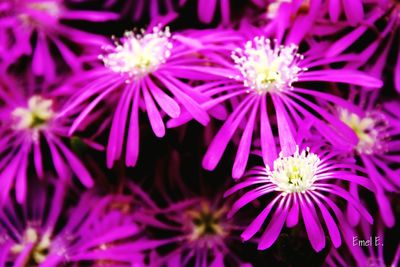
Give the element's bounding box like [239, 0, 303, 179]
[0, 0, 399, 266]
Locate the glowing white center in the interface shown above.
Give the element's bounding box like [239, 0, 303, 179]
[12, 95, 54, 131]
[18, 1, 62, 25]
[11, 228, 51, 264]
[100, 26, 173, 80]
[270, 147, 320, 194]
[339, 109, 387, 155]
[232, 37, 305, 94]
[27, 1, 61, 17]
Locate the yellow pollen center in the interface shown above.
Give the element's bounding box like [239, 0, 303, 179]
[339, 110, 377, 154]
[271, 147, 320, 194]
[100, 27, 172, 80]
[18, 1, 61, 26]
[232, 37, 304, 95]
[11, 228, 51, 265]
[186, 203, 227, 241]
[12, 95, 54, 131]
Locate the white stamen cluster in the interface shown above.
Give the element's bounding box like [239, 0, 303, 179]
[339, 109, 388, 155]
[232, 37, 305, 95]
[12, 95, 54, 133]
[11, 228, 51, 264]
[270, 147, 320, 194]
[100, 26, 173, 81]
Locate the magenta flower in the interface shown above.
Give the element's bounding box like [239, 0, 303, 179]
[152, 198, 250, 267]
[225, 146, 374, 252]
[179, 35, 382, 178]
[0, 76, 94, 204]
[0, 0, 118, 80]
[335, 95, 400, 227]
[325, 1, 400, 92]
[0, 182, 152, 266]
[64, 25, 232, 168]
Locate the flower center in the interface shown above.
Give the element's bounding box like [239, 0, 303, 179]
[186, 202, 227, 242]
[100, 26, 173, 80]
[270, 147, 320, 194]
[18, 1, 62, 26]
[339, 109, 388, 155]
[232, 37, 305, 94]
[11, 228, 51, 265]
[27, 1, 61, 17]
[12, 95, 55, 131]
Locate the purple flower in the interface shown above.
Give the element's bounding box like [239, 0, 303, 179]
[0, 0, 118, 80]
[325, 1, 400, 93]
[176, 35, 382, 178]
[152, 198, 250, 267]
[0, 181, 151, 266]
[64, 25, 230, 168]
[0, 76, 94, 203]
[225, 146, 374, 252]
[335, 95, 400, 227]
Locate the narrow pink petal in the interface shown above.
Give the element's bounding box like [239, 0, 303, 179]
[286, 195, 299, 227]
[329, 0, 341, 22]
[342, 0, 363, 24]
[260, 95, 277, 168]
[33, 140, 43, 178]
[272, 95, 296, 156]
[311, 193, 341, 248]
[53, 138, 94, 187]
[241, 195, 282, 240]
[52, 37, 81, 72]
[147, 78, 180, 118]
[229, 186, 276, 217]
[198, 0, 217, 23]
[69, 82, 120, 135]
[377, 192, 395, 227]
[107, 84, 135, 167]
[46, 136, 71, 181]
[143, 80, 165, 138]
[15, 149, 28, 204]
[300, 195, 326, 252]
[158, 75, 209, 125]
[202, 96, 255, 171]
[299, 70, 382, 88]
[318, 185, 373, 224]
[220, 0, 230, 25]
[258, 200, 289, 250]
[0, 152, 20, 202]
[395, 50, 400, 93]
[224, 175, 268, 197]
[325, 26, 368, 57]
[126, 87, 141, 167]
[32, 33, 54, 79]
[232, 98, 260, 179]
[13, 243, 34, 267]
[61, 10, 119, 21]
